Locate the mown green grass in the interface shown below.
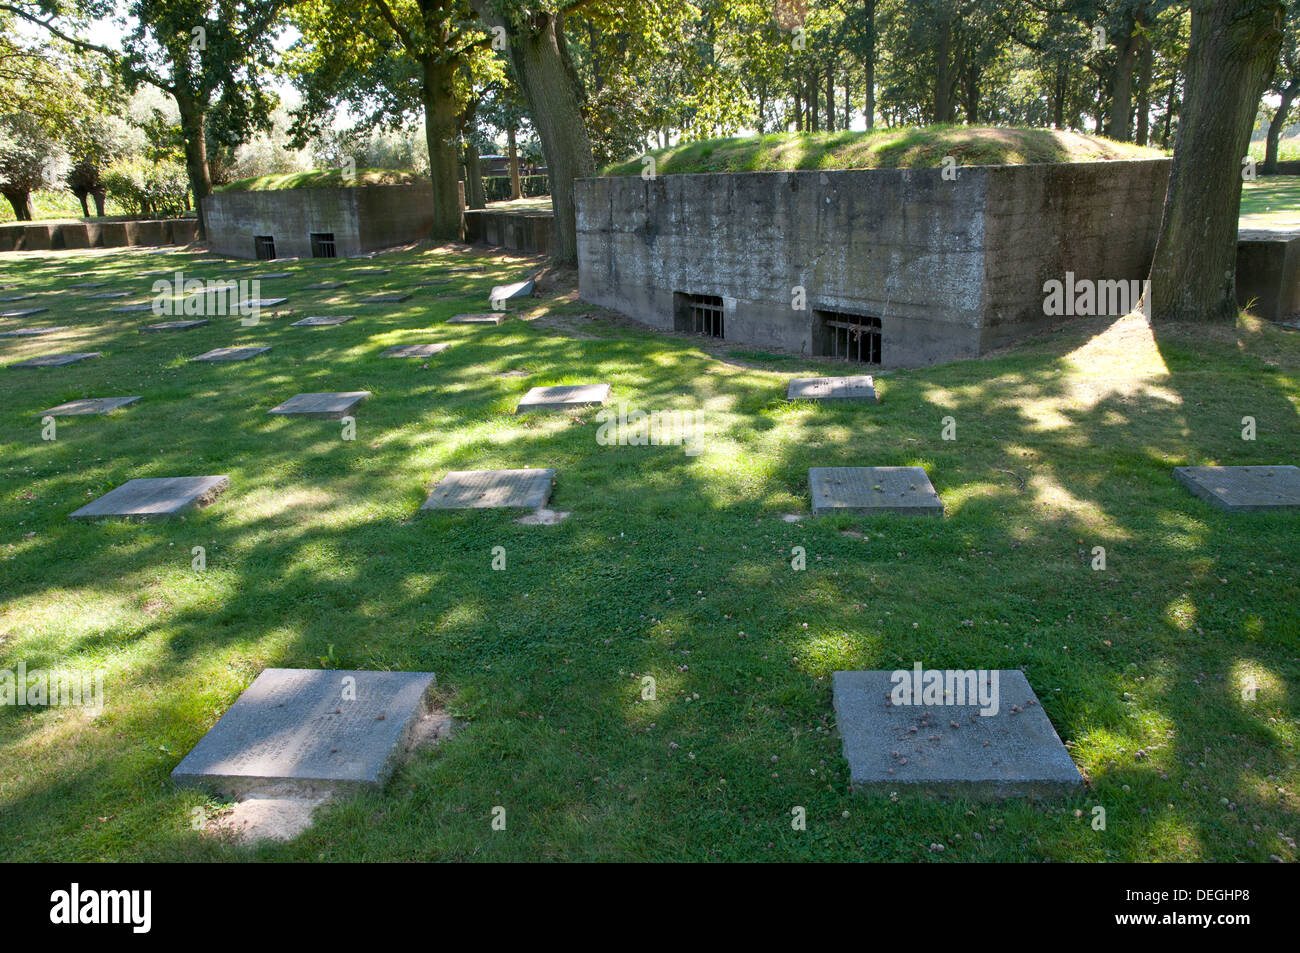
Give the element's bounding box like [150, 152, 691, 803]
[602, 126, 1165, 176]
[0, 242, 1296, 862]
[1241, 176, 1300, 230]
[217, 169, 425, 192]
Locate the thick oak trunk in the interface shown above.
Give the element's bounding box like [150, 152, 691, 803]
[422, 57, 464, 241]
[472, 3, 595, 264]
[1149, 0, 1284, 323]
[176, 97, 213, 239]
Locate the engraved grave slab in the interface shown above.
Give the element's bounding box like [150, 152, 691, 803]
[39, 396, 140, 416]
[1173, 465, 1300, 512]
[515, 383, 610, 414]
[421, 468, 555, 510]
[448, 312, 506, 325]
[832, 669, 1083, 799]
[9, 352, 101, 368]
[140, 319, 209, 332]
[381, 342, 451, 358]
[787, 375, 878, 402]
[268, 391, 370, 419]
[291, 315, 355, 327]
[171, 668, 438, 796]
[70, 475, 229, 520]
[809, 466, 943, 516]
[190, 346, 270, 362]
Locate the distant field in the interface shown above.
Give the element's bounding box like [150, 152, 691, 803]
[602, 126, 1166, 176]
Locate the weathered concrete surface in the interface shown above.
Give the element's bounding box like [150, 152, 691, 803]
[421, 468, 556, 510]
[361, 292, 412, 304]
[381, 342, 451, 358]
[787, 376, 878, 401]
[0, 325, 68, 337]
[291, 315, 355, 327]
[304, 281, 349, 290]
[810, 466, 943, 516]
[171, 668, 438, 797]
[515, 383, 609, 414]
[70, 475, 229, 520]
[448, 312, 507, 325]
[464, 208, 554, 255]
[1173, 465, 1300, 512]
[140, 319, 209, 332]
[190, 346, 270, 362]
[0, 308, 49, 318]
[1236, 229, 1300, 323]
[9, 352, 101, 368]
[490, 278, 534, 309]
[40, 396, 140, 416]
[577, 160, 1170, 367]
[268, 391, 370, 419]
[203, 185, 434, 260]
[831, 669, 1083, 799]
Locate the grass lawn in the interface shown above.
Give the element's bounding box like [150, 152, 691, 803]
[1241, 176, 1300, 230]
[217, 169, 426, 191]
[0, 243, 1297, 862]
[601, 126, 1164, 176]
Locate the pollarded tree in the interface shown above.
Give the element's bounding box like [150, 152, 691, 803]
[3, 0, 292, 237]
[1148, 0, 1285, 323]
[287, 0, 496, 241]
[0, 111, 65, 218]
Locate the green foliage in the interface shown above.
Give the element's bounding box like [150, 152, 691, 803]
[102, 158, 189, 216]
[482, 173, 549, 202]
[215, 168, 426, 191]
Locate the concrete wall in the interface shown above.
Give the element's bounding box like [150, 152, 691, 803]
[0, 218, 194, 252]
[464, 208, 554, 255]
[1236, 229, 1300, 323]
[576, 159, 1171, 366]
[203, 185, 433, 259]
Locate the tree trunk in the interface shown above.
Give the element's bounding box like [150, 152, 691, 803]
[471, 2, 596, 264]
[825, 68, 835, 130]
[1107, 8, 1140, 140]
[1135, 23, 1154, 145]
[1264, 79, 1299, 174]
[1053, 58, 1066, 129]
[507, 125, 522, 199]
[794, 85, 803, 131]
[175, 96, 213, 239]
[809, 70, 819, 130]
[421, 57, 463, 240]
[92, 189, 106, 217]
[3, 190, 31, 220]
[863, 0, 876, 130]
[75, 189, 90, 218]
[1149, 0, 1285, 323]
[1161, 75, 1177, 147]
[934, 13, 955, 123]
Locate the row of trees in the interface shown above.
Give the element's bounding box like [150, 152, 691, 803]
[0, 1, 1291, 324]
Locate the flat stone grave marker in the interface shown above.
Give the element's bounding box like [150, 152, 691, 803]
[489, 278, 533, 309]
[110, 303, 157, 313]
[0, 326, 69, 337]
[0, 295, 34, 302]
[1173, 465, 1300, 512]
[350, 268, 391, 277]
[421, 468, 556, 510]
[361, 292, 411, 304]
[268, 391, 370, 419]
[291, 314, 355, 327]
[381, 342, 451, 358]
[40, 396, 141, 416]
[1, 308, 49, 318]
[831, 669, 1082, 799]
[10, 352, 101, 368]
[190, 346, 270, 363]
[449, 312, 506, 325]
[256, 272, 293, 279]
[67, 282, 108, 290]
[305, 281, 348, 290]
[171, 668, 437, 796]
[228, 297, 289, 308]
[140, 319, 209, 332]
[515, 383, 610, 414]
[809, 466, 943, 517]
[787, 375, 878, 402]
[70, 475, 229, 520]
[84, 291, 129, 299]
